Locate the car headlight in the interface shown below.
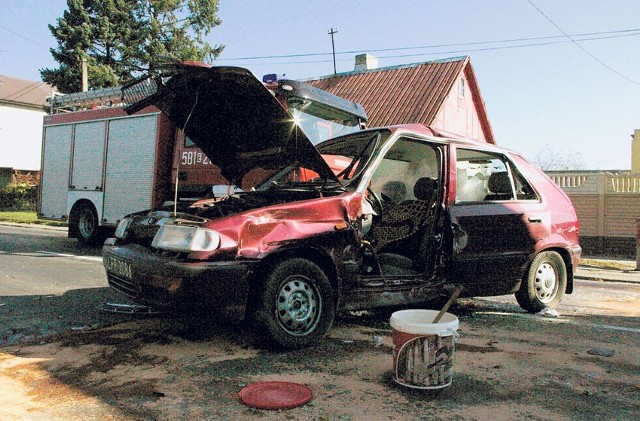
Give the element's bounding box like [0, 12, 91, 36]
[151, 225, 220, 252]
[115, 218, 132, 239]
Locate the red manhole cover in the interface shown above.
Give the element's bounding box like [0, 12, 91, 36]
[239, 381, 313, 410]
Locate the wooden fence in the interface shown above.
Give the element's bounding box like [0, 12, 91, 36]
[547, 171, 640, 257]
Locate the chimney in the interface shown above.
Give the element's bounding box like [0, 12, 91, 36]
[632, 129, 640, 174]
[354, 54, 378, 72]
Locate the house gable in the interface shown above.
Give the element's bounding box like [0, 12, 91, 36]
[305, 56, 495, 144]
[0, 74, 55, 111]
[0, 75, 56, 170]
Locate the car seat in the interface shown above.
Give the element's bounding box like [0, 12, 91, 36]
[367, 177, 439, 275]
[381, 181, 407, 202]
[485, 172, 512, 200]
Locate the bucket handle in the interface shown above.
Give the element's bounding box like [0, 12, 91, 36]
[440, 328, 459, 341]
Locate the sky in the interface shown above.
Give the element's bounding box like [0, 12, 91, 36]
[1, 0, 639, 170]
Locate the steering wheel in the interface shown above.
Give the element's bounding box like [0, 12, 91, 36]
[366, 186, 384, 222]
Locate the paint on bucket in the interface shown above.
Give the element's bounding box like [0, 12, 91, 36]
[390, 309, 459, 389]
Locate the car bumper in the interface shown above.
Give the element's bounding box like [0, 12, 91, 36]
[103, 243, 254, 311]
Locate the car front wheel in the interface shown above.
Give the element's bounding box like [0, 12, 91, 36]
[250, 258, 335, 349]
[516, 251, 567, 313]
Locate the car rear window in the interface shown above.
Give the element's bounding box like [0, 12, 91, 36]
[455, 148, 538, 203]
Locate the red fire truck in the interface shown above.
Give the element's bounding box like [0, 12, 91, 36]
[38, 66, 367, 244]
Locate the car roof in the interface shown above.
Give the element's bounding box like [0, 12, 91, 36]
[364, 124, 518, 155]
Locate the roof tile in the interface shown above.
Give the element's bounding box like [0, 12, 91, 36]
[306, 57, 465, 126]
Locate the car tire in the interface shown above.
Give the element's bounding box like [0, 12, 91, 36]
[74, 203, 101, 246]
[515, 251, 567, 313]
[250, 258, 335, 349]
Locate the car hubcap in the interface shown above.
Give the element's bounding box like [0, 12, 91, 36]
[276, 276, 320, 336]
[534, 262, 557, 303]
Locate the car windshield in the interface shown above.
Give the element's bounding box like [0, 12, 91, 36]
[290, 104, 363, 144]
[252, 130, 386, 191]
[317, 131, 387, 183]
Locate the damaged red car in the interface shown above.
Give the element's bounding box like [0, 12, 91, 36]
[103, 65, 581, 349]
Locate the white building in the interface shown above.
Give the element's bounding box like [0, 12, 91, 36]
[0, 75, 56, 170]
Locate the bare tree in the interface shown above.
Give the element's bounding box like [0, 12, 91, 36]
[532, 144, 587, 171]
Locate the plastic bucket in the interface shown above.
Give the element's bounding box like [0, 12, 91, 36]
[390, 309, 459, 389]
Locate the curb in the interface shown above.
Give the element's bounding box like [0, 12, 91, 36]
[574, 275, 639, 285]
[574, 268, 639, 285]
[0, 221, 68, 232]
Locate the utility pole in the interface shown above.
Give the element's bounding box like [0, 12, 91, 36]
[328, 27, 338, 74]
[81, 57, 88, 92]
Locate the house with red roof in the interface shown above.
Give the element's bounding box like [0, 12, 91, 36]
[306, 55, 494, 144]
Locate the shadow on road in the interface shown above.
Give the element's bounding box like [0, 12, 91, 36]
[0, 230, 103, 257]
[0, 287, 133, 346]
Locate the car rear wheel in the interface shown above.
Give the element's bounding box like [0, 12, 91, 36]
[249, 258, 335, 349]
[515, 251, 566, 313]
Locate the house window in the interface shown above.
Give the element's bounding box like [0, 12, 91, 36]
[459, 77, 465, 98]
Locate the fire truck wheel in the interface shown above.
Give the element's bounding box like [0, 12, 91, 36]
[74, 203, 101, 245]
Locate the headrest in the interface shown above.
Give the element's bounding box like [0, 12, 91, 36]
[488, 172, 511, 193]
[381, 181, 407, 201]
[414, 177, 437, 200]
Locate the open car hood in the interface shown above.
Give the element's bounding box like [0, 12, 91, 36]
[123, 64, 339, 185]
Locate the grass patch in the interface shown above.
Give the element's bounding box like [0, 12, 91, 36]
[0, 211, 67, 227]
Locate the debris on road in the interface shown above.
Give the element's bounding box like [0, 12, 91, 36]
[97, 302, 162, 315]
[536, 307, 560, 318]
[587, 348, 615, 357]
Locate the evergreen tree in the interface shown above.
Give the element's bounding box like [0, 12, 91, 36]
[41, 0, 223, 93]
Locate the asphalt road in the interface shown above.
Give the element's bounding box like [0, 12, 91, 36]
[1, 223, 639, 346]
[0, 224, 132, 344]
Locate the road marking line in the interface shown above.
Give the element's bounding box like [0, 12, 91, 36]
[36, 251, 103, 263]
[477, 311, 640, 334]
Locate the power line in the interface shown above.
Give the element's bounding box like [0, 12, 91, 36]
[0, 24, 49, 49]
[374, 32, 640, 60]
[526, 0, 639, 86]
[215, 28, 640, 61]
[217, 31, 640, 67]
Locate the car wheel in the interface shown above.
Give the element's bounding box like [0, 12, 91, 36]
[75, 203, 101, 245]
[515, 251, 567, 313]
[250, 258, 335, 349]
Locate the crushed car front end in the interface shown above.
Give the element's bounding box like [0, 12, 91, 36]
[103, 209, 256, 311]
[103, 186, 365, 313]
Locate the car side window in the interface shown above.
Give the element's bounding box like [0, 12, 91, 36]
[455, 148, 538, 203]
[511, 169, 538, 200]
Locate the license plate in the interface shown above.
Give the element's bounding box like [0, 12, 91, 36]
[105, 255, 133, 280]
